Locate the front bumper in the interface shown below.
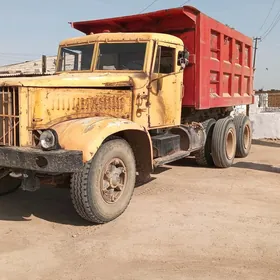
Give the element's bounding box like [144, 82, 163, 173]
[0, 146, 83, 173]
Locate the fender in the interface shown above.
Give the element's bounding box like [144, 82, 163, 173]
[51, 117, 153, 163]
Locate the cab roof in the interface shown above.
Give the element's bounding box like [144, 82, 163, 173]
[59, 32, 184, 46]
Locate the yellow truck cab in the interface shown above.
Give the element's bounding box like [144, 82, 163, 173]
[0, 32, 189, 224]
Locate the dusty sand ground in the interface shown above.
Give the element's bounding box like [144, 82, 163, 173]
[1, 142, 280, 280]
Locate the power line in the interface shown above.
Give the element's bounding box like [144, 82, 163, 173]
[0, 57, 33, 62]
[0, 54, 40, 60]
[257, 0, 276, 35]
[261, 9, 280, 40]
[262, 15, 280, 40]
[263, 9, 280, 35]
[139, 0, 190, 14]
[0, 52, 42, 57]
[180, 0, 191, 6]
[139, 0, 159, 13]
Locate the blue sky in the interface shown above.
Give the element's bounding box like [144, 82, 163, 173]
[0, 0, 278, 89]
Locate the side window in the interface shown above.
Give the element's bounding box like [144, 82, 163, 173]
[154, 46, 175, 74]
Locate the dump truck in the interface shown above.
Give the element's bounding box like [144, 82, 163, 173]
[0, 6, 254, 224]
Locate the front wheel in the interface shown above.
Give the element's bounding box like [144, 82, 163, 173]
[70, 139, 136, 224]
[0, 174, 21, 196]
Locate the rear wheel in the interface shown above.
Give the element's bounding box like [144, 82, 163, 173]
[70, 139, 136, 224]
[211, 117, 237, 168]
[195, 118, 216, 167]
[233, 115, 252, 158]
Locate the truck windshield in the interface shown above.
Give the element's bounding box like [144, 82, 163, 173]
[57, 44, 94, 72]
[96, 43, 146, 71]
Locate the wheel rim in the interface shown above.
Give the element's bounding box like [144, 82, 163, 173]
[100, 158, 127, 204]
[226, 128, 236, 160]
[243, 124, 251, 150]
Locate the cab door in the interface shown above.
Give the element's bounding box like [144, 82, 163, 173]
[148, 42, 184, 128]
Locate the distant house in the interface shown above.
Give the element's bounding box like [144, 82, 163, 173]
[255, 89, 280, 108]
[0, 56, 57, 77]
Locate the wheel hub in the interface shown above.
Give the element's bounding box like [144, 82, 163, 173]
[226, 128, 236, 160]
[243, 124, 251, 150]
[101, 158, 127, 203]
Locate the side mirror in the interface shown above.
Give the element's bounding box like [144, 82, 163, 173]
[178, 50, 190, 69]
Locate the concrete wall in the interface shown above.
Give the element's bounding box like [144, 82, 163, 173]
[233, 105, 246, 115]
[249, 94, 280, 139]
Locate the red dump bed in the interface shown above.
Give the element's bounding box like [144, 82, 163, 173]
[71, 6, 254, 109]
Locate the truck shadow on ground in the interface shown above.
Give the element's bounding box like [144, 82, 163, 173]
[4, 158, 270, 226]
[0, 185, 92, 226]
[233, 162, 280, 174]
[252, 139, 280, 148]
[167, 157, 198, 167]
[152, 166, 172, 174]
[0, 174, 166, 225]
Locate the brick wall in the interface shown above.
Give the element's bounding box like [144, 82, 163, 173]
[268, 93, 280, 107]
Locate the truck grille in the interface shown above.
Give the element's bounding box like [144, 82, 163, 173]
[0, 86, 20, 146]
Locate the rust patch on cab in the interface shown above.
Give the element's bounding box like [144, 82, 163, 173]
[30, 87, 133, 128]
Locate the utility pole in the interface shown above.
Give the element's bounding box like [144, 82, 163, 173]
[253, 37, 261, 72]
[246, 37, 261, 117]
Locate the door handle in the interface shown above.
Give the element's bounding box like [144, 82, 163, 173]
[181, 83, 185, 99]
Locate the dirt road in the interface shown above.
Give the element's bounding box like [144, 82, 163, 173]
[1, 142, 280, 280]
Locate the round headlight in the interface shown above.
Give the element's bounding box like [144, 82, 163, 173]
[40, 130, 56, 150]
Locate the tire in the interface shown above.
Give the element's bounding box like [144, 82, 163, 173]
[70, 139, 136, 224]
[211, 117, 237, 168]
[0, 175, 21, 196]
[195, 119, 216, 167]
[233, 115, 252, 158]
